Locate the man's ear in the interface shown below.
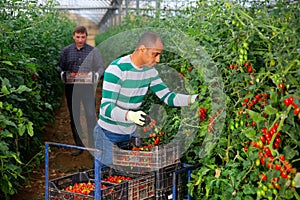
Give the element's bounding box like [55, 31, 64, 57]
[138, 45, 147, 52]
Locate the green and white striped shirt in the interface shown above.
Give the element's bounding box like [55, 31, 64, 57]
[97, 55, 191, 134]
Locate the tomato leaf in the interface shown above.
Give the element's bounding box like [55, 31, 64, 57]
[264, 105, 277, 115]
[246, 109, 266, 124]
[243, 183, 256, 194]
[26, 122, 34, 137]
[1, 61, 13, 66]
[283, 146, 299, 160]
[242, 127, 256, 140]
[16, 85, 31, 94]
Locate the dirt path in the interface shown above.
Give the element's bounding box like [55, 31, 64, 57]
[13, 86, 102, 200]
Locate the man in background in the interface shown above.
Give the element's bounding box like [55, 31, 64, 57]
[58, 26, 104, 156]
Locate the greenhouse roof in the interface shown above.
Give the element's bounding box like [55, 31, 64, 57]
[53, 0, 195, 27]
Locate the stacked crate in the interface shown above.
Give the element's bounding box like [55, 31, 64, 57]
[90, 167, 155, 200]
[112, 138, 182, 200]
[49, 166, 155, 200]
[49, 169, 128, 200]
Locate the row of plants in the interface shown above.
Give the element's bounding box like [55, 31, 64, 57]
[96, 0, 299, 199]
[0, 0, 75, 198]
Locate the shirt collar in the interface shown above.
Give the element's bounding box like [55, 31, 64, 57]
[73, 43, 86, 51]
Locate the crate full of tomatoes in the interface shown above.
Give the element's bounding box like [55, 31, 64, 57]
[61, 71, 96, 84]
[88, 167, 155, 200]
[112, 137, 181, 169]
[48, 169, 128, 200]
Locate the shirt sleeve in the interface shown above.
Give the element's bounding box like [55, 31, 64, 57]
[58, 47, 68, 71]
[100, 65, 128, 122]
[149, 69, 190, 107]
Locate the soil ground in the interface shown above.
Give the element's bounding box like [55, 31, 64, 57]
[12, 86, 102, 200]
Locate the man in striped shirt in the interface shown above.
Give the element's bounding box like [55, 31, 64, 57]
[94, 31, 198, 166]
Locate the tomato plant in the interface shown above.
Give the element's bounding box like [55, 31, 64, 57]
[0, 0, 75, 198]
[102, 1, 300, 199]
[87, 0, 300, 198]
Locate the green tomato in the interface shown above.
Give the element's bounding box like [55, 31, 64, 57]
[230, 121, 235, 130]
[268, 196, 273, 200]
[272, 189, 278, 195]
[262, 185, 268, 191]
[267, 183, 274, 189]
[255, 158, 260, 167]
[235, 121, 239, 129]
[257, 190, 262, 197]
[239, 48, 244, 55]
[240, 120, 244, 126]
[270, 60, 276, 66]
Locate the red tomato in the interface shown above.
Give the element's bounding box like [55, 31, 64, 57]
[261, 174, 267, 181]
[294, 107, 300, 115]
[281, 171, 287, 179]
[284, 98, 290, 106]
[260, 157, 265, 165]
[279, 155, 285, 161]
[260, 135, 266, 143]
[264, 147, 272, 156]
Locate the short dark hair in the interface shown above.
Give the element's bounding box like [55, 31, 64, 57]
[73, 26, 88, 36]
[137, 31, 163, 48]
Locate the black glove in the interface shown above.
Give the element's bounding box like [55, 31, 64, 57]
[141, 114, 151, 127]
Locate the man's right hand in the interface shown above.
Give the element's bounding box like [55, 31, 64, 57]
[127, 111, 151, 126]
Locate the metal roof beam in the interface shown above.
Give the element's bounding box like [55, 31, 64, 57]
[55, 6, 112, 10]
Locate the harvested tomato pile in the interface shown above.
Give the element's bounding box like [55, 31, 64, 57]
[64, 182, 105, 195]
[132, 144, 153, 151]
[103, 175, 132, 184]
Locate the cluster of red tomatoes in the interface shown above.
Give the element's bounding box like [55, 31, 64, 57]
[243, 61, 253, 73]
[103, 175, 132, 184]
[242, 102, 298, 200]
[242, 92, 269, 113]
[198, 107, 207, 122]
[142, 118, 164, 147]
[229, 61, 253, 73]
[283, 96, 300, 115]
[247, 122, 297, 199]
